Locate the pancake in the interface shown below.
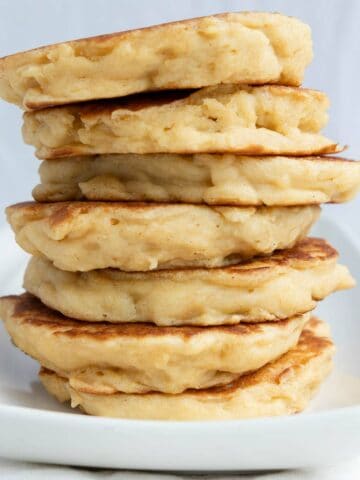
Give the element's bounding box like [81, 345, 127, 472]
[22, 85, 340, 160]
[24, 239, 354, 326]
[0, 293, 309, 394]
[6, 202, 320, 272]
[0, 13, 313, 110]
[39, 318, 334, 420]
[33, 154, 360, 205]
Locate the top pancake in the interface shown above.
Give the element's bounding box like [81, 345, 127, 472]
[22, 85, 340, 159]
[0, 13, 313, 110]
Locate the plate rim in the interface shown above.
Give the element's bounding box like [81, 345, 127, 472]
[0, 400, 359, 429]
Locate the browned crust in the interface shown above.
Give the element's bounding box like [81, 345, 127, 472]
[36, 144, 344, 160]
[23, 79, 287, 110]
[113, 236, 337, 275]
[7, 200, 218, 211]
[281, 155, 355, 162]
[28, 86, 327, 117]
[75, 89, 197, 113]
[193, 318, 333, 394]
[0, 293, 305, 339]
[40, 154, 358, 164]
[6, 201, 202, 226]
[39, 317, 333, 396]
[224, 237, 338, 272]
[6, 200, 320, 227]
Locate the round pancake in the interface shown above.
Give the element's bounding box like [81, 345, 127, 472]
[0, 293, 309, 394]
[39, 318, 334, 420]
[23, 239, 354, 326]
[0, 13, 313, 110]
[22, 85, 340, 160]
[6, 202, 320, 272]
[33, 155, 360, 205]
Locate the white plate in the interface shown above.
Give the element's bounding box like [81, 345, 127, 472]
[0, 216, 359, 472]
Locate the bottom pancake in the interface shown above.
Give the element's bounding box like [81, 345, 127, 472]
[39, 318, 334, 420]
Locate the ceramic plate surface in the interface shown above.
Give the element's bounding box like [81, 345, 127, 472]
[0, 217, 359, 471]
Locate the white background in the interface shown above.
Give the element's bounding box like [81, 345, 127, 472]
[0, 0, 359, 233]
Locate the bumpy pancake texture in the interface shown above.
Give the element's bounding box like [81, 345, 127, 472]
[39, 318, 335, 420]
[33, 154, 360, 206]
[0, 13, 313, 110]
[0, 293, 308, 394]
[0, 13, 347, 422]
[22, 85, 340, 159]
[24, 239, 354, 326]
[6, 202, 320, 272]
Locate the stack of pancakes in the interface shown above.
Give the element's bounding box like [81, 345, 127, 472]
[0, 13, 359, 420]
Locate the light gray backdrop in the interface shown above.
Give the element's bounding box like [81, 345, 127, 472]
[0, 0, 359, 232]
